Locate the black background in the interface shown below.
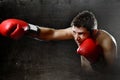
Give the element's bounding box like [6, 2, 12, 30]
[0, 0, 120, 80]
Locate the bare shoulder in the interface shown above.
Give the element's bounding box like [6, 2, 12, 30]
[98, 29, 117, 50]
[50, 27, 73, 40]
[99, 29, 116, 43]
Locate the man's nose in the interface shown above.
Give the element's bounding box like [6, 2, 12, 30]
[75, 34, 81, 41]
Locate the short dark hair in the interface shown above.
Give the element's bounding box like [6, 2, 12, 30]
[71, 10, 97, 33]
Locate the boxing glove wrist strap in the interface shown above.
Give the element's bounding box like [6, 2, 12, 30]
[27, 24, 40, 35]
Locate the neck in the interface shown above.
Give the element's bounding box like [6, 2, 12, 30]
[92, 29, 99, 39]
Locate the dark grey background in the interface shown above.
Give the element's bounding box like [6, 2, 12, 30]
[0, 0, 120, 80]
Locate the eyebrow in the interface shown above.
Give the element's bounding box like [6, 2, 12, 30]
[78, 32, 84, 34]
[73, 31, 84, 34]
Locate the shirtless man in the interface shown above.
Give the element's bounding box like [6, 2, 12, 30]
[0, 11, 117, 73]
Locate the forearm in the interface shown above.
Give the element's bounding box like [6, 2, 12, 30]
[26, 24, 74, 41]
[26, 24, 55, 41]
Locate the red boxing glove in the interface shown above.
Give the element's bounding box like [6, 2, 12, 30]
[77, 38, 103, 63]
[0, 19, 40, 40]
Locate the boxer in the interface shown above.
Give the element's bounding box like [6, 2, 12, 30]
[0, 10, 117, 73]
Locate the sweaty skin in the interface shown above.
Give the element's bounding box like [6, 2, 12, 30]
[35, 26, 117, 72]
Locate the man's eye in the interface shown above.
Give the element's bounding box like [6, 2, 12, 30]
[78, 33, 83, 35]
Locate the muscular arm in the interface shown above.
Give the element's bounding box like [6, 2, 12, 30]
[101, 34, 117, 65]
[31, 27, 74, 41]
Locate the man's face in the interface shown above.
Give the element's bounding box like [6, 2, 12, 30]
[72, 26, 91, 46]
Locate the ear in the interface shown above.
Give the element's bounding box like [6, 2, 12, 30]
[93, 29, 99, 36]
